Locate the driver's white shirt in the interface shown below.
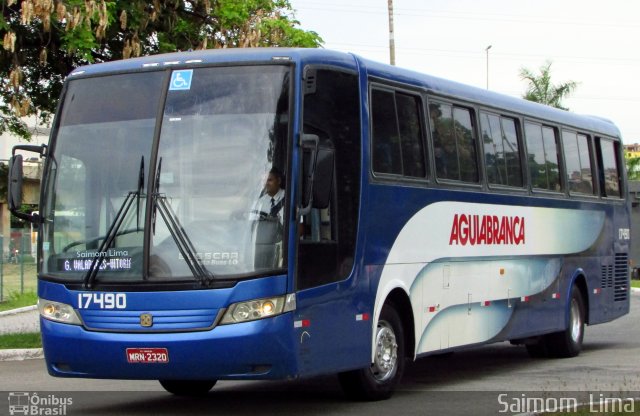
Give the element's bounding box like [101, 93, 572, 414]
[253, 189, 285, 224]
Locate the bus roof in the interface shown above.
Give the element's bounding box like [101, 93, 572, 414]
[70, 48, 621, 139]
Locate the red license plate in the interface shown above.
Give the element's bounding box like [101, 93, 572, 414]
[126, 348, 169, 364]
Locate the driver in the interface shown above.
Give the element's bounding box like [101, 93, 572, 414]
[254, 167, 285, 224]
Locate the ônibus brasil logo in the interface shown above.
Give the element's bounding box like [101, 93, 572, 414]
[8, 392, 72, 416]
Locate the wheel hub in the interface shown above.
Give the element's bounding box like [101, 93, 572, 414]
[570, 298, 582, 342]
[371, 321, 398, 382]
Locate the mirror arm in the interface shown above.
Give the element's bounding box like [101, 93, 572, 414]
[12, 144, 47, 158]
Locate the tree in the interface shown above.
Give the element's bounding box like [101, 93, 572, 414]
[0, 0, 322, 140]
[625, 153, 640, 180]
[520, 61, 578, 110]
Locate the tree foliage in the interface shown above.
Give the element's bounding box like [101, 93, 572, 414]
[0, 0, 322, 139]
[625, 154, 640, 180]
[520, 61, 578, 110]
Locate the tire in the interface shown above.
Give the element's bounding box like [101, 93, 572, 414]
[338, 304, 405, 401]
[544, 285, 586, 358]
[159, 380, 217, 396]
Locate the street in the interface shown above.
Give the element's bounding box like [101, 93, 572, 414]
[0, 292, 638, 416]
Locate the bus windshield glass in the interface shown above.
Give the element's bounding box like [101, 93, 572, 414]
[41, 65, 291, 284]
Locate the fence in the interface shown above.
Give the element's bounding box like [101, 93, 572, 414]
[0, 229, 38, 302]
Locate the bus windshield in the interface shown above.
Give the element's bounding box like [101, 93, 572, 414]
[41, 65, 291, 284]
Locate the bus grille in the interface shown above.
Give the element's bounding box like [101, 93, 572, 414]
[614, 253, 629, 302]
[79, 309, 220, 333]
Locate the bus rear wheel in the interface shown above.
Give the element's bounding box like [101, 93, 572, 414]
[159, 380, 217, 396]
[525, 285, 585, 359]
[338, 304, 405, 401]
[545, 285, 585, 358]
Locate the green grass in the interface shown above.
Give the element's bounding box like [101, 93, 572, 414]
[0, 332, 41, 349]
[0, 260, 37, 302]
[632, 279, 640, 289]
[0, 290, 37, 312]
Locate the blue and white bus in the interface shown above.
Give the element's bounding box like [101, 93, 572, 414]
[9, 48, 630, 400]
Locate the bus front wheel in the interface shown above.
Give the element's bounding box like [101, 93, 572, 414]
[338, 303, 405, 401]
[159, 380, 217, 396]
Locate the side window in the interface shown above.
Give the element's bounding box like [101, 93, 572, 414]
[371, 90, 401, 175]
[524, 122, 562, 192]
[371, 88, 426, 178]
[480, 112, 523, 187]
[562, 131, 595, 195]
[597, 138, 622, 198]
[542, 126, 562, 191]
[430, 101, 479, 182]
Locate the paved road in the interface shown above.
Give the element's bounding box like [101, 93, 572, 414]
[0, 292, 638, 416]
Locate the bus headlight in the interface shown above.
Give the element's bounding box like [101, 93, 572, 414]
[38, 299, 82, 325]
[220, 294, 296, 325]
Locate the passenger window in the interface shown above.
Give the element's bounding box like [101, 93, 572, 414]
[430, 101, 479, 182]
[371, 89, 426, 178]
[562, 131, 594, 195]
[480, 113, 523, 187]
[371, 90, 402, 175]
[524, 122, 562, 191]
[597, 138, 622, 198]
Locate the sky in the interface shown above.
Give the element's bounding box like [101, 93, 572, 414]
[289, 0, 640, 143]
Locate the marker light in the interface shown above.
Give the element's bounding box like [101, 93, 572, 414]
[220, 294, 296, 325]
[38, 299, 82, 325]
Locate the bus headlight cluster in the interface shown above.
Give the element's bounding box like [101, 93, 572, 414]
[38, 299, 82, 325]
[220, 294, 296, 324]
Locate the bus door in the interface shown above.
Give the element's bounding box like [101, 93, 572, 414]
[293, 67, 370, 375]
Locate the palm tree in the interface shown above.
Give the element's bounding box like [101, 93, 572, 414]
[520, 61, 578, 110]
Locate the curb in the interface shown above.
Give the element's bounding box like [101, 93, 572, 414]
[632, 287, 640, 293]
[0, 305, 37, 317]
[0, 348, 43, 362]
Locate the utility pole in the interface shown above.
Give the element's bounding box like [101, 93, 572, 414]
[485, 45, 492, 89]
[388, 0, 395, 65]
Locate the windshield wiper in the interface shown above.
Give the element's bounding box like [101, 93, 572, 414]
[83, 157, 145, 289]
[153, 194, 215, 287]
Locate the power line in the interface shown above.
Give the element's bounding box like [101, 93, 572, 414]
[293, 2, 640, 29]
[325, 41, 640, 65]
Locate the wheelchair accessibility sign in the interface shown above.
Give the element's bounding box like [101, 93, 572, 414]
[169, 70, 193, 91]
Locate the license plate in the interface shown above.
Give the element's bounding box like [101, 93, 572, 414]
[126, 348, 169, 364]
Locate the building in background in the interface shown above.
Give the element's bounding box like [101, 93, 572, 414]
[0, 117, 49, 256]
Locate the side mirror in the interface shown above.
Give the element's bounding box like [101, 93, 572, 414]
[8, 144, 46, 223]
[299, 134, 335, 216]
[8, 154, 23, 212]
[300, 134, 319, 216]
[312, 143, 334, 209]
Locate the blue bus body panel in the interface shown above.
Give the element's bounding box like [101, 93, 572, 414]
[39, 277, 303, 380]
[41, 313, 296, 380]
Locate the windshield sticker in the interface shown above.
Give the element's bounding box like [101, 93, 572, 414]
[60, 258, 132, 272]
[169, 69, 193, 91]
[56, 249, 134, 272]
[178, 251, 239, 266]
